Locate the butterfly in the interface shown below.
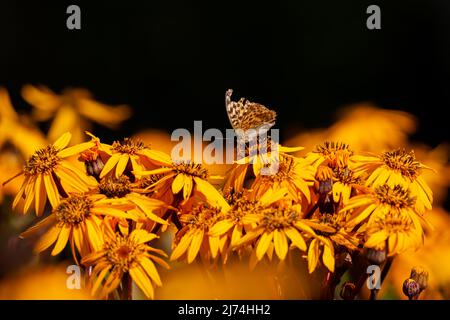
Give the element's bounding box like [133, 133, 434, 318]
[225, 89, 277, 142]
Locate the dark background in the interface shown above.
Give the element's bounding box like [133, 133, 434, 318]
[0, 0, 449, 145]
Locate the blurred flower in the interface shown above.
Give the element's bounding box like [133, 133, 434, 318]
[325, 104, 416, 151]
[82, 228, 169, 299]
[22, 85, 131, 144]
[0, 87, 47, 157]
[4, 132, 97, 216]
[0, 264, 92, 299]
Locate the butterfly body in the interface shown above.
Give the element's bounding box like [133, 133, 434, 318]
[225, 89, 277, 142]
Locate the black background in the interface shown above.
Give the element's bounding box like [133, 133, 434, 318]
[0, 0, 449, 145]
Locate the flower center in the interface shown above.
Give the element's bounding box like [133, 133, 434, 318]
[105, 235, 143, 271]
[181, 204, 221, 231]
[262, 156, 294, 182]
[112, 138, 146, 154]
[55, 194, 92, 225]
[24, 145, 60, 175]
[372, 212, 413, 234]
[99, 175, 131, 198]
[334, 167, 360, 185]
[381, 149, 420, 180]
[375, 184, 416, 208]
[173, 162, 208, 179]
[261, 207, 298, 231]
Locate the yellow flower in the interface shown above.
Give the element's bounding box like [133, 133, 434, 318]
[170, 202, 229, 264]
[305, 141, 353, 169]
[223, 143, 304, 194]
[20, 193, 136, 259]
[82, 228, 169, 299]
[352, 149, 434, 213]
[22, 85, 131, 145]
[208, 188, 287, 259]
[364, 210, 423, 256]
[138, 160, 227, 208]
[100, 138, 171, 179]
[251, 154, 315, 203]
[234, 199, 316, 263]
[96, 175, 169, 226]
[4, 132, 97, 216]
[342, 184, 426, 233]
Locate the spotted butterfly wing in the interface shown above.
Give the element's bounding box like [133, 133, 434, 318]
[225, 89, 277, 141]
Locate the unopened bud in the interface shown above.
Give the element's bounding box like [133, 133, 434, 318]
[410, 266, 428, 291]
[85, 156, 104, 179]
[402, 278, 420, 299]
[340, 282, 355, 300]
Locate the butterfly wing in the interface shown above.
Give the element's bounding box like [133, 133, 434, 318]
[225, 89, 277, 130]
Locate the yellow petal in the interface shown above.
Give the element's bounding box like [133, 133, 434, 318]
[256, 231, 273, 260]
[307, 238, 319, 274]
[34, 226, 61, 253]
[57, 141, 95, 158]
[43, 174, 60, 208]
[115, 154, 130, 178]
[194, 177, 230, 210]
[285, 227, 307, 251]
[34, 174, 47, 216]
[365, 230, 388, 248]
[140, 258, 162, 287]
[100, 154, 121, 178]
[172, 174, 185, 194]
[52, 132, 72, 150]
[51, 224, 71, 255]
[170, 232, 194, 261]
[129, 266, 154, 299]
[322, 241, 335, 272]
[187, 230, 204, 263]
[273, 229, 288, 260]
[209, 219, 234, 237]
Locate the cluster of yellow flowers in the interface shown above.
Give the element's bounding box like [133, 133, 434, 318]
[0, 86, 442, 300]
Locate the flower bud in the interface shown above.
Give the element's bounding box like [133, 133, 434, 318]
[340, 282, 355, 300]
[410, 266, 428, 291]
[402, 278, 420, 299]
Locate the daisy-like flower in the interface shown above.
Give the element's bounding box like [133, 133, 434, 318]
[364, 211, 423, 256]
[352, 149, 433, 214]
[170, 201, 229, 264]
[234, 198, 316, 262]
[22, 85, 131, 145]
[342, 184, 425, 231]
[137, 160, 227, 208]
[251, 154, 315, 203]
[20, 193, 136, 258]
[223, 142, 304, 194]
[4, 132, 97, 216]
[208, 188, 287, 257]
[305, 141, 353, 169]
[96, 175, 169, 226]
[82, 228, 169, 299]
[100, 137, 171, 179]
[303, 212, 359, 273]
